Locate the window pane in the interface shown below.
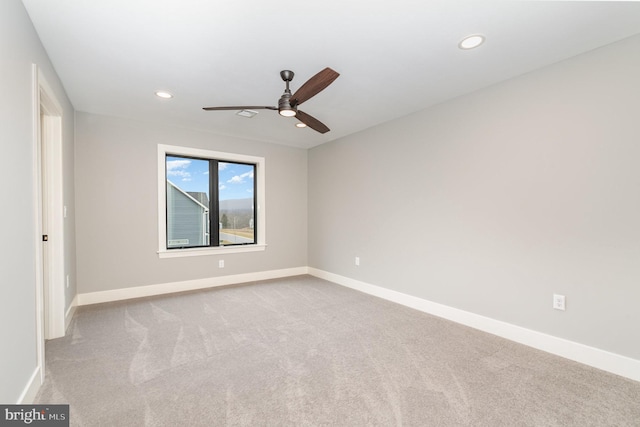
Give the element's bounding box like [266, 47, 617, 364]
[218, 162, 255, 245]
[166, 156, 210, 248]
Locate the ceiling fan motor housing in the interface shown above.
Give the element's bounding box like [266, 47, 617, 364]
[278, 92, 296, 116]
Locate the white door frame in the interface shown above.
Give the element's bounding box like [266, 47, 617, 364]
[32, 65, 66, 382]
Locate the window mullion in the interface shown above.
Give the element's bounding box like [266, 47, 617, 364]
[210, 159, 219, 247]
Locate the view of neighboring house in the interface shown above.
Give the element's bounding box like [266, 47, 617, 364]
[166, 180, 210, 248]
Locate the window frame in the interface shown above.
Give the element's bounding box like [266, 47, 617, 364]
[157, 144, 266, 258]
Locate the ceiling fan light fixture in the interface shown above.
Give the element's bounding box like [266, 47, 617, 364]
[278, 108, 296, 117]
[458, 34, 485, 50]
[295, 122, 307, 128]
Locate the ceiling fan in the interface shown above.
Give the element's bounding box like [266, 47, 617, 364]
[203, 67, 339, 134]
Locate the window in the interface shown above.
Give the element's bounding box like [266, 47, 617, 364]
[158, 145, 265, 257]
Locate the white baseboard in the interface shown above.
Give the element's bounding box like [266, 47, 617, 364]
[77, 267, 308, 306]
[308, 268, 640, 383]
[18, 366, 42, 404]
[73, 266, 639, 382]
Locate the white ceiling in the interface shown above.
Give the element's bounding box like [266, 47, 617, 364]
[22, 0, 640, 149]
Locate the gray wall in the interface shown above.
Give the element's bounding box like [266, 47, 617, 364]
[308, 34, 640, 360]
[75, 112, 307, 293]
[0, 0, 76, 403]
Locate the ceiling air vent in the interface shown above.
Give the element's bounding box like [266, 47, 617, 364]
[236, 109, 258, 118]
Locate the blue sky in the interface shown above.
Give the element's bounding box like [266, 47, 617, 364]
[166, 156, 254, 200]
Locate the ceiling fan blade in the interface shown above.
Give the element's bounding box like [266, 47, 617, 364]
[290, 68, 339, 107]
[296, 110, 330, 134]
[203, 106, 277, 111]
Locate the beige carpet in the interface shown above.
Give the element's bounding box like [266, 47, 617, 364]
[35, 275, 640, 426]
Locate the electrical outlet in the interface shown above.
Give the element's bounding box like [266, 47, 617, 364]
[355, 256, 360, 266]
[553, 294, 566, 311]
[219, 260, 224, 268]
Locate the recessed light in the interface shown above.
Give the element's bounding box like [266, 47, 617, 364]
[237, 109, 258, 118]
[295, 122, 307, 128]
[458, 34, 485, 50]
[155, 91, 173, 99]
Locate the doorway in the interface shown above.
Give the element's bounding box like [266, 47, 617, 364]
[33, 65, 66, 382]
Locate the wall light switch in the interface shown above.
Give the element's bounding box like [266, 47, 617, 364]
[219, 260, 224, 268]
[355, 257, 360, 266]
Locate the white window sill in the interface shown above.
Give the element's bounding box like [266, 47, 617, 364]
[158, 244, 267, 258]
